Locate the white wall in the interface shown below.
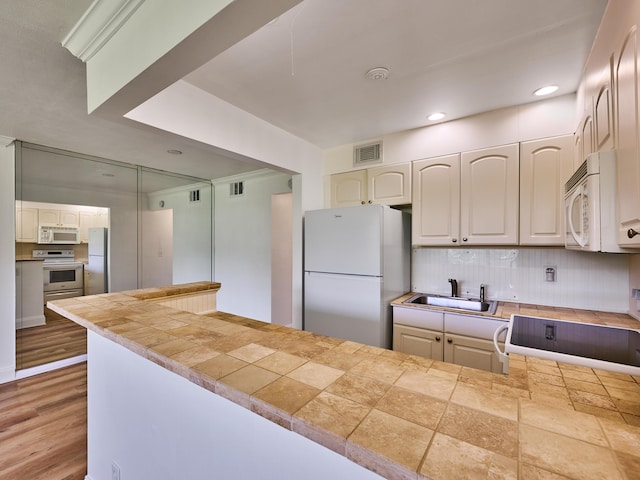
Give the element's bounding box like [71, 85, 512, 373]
[148, 182, 213, 284]
[324, 94, 577, 179]
[0, 137, 15, 383]
[213, 171, 291, 322]
[86, 331, 381, 480]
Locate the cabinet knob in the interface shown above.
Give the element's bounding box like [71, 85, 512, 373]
[368, 200, 372, 204]
[435, 336, 441, 342]
[361, 201, 366, 205]
[452, 238, 457, 243]
[628, 228, 639, 239]
[447, 338, 453, 344]
[462, 237, 468, 242]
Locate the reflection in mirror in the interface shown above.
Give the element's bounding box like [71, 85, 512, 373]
[14, 143, 213, 371]
[140, 168, 212, 288]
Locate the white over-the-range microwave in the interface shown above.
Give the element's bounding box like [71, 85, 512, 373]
[38, 225, 80, 244]
[564, 150, 630, 253]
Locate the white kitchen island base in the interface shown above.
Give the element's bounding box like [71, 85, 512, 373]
[85, 331, 382, 480]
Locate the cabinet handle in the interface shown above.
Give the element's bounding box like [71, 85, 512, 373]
[435, 336, 441, 342]
[628, 228, 639, 239]
[447, 338, 453, 344]
[462, 237, 468, 242]
[452, 238, 457, 243]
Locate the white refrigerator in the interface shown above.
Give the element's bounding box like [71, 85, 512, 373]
[304, 205, 410, 348]
[87, 227, 108, 295]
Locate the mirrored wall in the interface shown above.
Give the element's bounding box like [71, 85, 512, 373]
[15, 142, 213, 370]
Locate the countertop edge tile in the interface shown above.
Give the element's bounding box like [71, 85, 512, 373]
[291, 415, 348, 456]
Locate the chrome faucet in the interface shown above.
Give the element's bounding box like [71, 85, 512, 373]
[448, 278, 458, 298]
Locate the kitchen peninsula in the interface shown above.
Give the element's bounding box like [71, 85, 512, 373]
[49, 283, 640, 480]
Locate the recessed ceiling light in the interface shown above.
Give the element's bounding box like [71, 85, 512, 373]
[167, 149, 183, 155]
[365, 67, 390, 81]
[533, 85, 559, 96]
[427, 112, 446, 121]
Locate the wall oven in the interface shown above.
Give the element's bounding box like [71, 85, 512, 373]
[33, 250, 84, 304]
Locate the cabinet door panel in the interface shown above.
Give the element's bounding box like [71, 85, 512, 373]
[595, 62, 614, 152]
[38, 209, 59, 225]
[330, 170, 367, 207]
[16, 207, 38, 242]
[368, 163, 411, 205]
[520, 135, 573, 245]
[443, 333, 504, 374]
[615, 26, 640, 246]
[582, 115, 594, 160]
[60, 210, 79, 227]
[393, 324, 443, 360]
[412, 155, 460, 245]
[460, 144, 519, 245]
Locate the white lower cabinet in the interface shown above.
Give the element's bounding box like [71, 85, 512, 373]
[443, 333, 504, 374]
[392, 306, 506, 373]
[393, 324, 443, 360]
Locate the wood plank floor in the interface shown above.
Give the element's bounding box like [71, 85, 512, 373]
[0, 363, 87, 480]
[16, 308, 87, 370]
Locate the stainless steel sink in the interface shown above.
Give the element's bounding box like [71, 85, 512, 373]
[403, 293, 497, 314]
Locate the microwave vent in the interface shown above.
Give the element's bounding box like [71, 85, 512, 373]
[353, 142, 382, 166]
[230, 181, 244, 197]
[565, 159, 588, 193]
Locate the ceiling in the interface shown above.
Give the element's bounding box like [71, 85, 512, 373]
[0, 0, 607, 180]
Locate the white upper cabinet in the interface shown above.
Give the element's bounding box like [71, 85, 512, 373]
[412, 154, 460, 246]
[367, 163, 411, 205]
[79, 209, 109, 243]
[615, 26, 640, 246]
[460, 144, 519, 245]
[330, 163, 411, 207]
[594, 59, 614, 152]
[413, 144, 519, 246]
[330, 170, 368, 207]
[39, 208, 79, 227]
[519, 135, 574, 245]
[15, 207, 39, 243]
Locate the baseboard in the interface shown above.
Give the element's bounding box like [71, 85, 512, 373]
[16, 314, 46, 329]
[14, 354, 87, 380]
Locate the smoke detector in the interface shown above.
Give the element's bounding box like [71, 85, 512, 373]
[365, 67, 390, 81]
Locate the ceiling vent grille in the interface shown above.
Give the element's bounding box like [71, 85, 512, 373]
[189, 189, 201, 203]
[230, 181, 244, 197]
[353, 142, 382, 166]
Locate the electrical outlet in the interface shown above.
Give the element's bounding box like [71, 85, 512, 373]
[544, 265, 556, 282]
[112, 462, 121, 480]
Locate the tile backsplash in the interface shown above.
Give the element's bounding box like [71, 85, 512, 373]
[412, 247, 630, 313]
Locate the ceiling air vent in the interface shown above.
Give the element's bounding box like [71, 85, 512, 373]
[230, 181, 244, 197]
[189, 189, 201, 203]
[353, 141, 382, 166]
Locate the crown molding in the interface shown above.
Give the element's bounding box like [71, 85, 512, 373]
[211, 169, 291, 186]
[61, 0, 146, 62]
[0, 135, 15, 147]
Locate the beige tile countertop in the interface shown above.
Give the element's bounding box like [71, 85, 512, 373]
[49, 283, 640, 480]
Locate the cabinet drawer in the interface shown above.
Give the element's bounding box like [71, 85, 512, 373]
[392, 306, 443, 330]
[444, 313, 507, 340]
